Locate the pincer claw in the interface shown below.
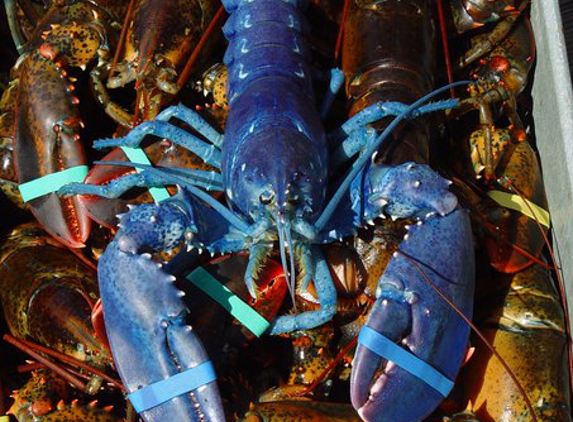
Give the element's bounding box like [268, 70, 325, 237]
[351, 209, 475, 422]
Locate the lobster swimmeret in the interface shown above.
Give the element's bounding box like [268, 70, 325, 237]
[59, 0, 475, 421]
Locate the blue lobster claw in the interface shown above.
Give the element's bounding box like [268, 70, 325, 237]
[350, 209, 475, 422]
[98, 200, 226, 422]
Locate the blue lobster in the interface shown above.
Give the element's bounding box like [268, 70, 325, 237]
[60, 0, 475, 421]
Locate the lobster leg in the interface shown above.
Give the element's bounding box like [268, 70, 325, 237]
[245, 243, 273, 298]
[329, 99, 458, 168]
[330, 126, 377, 172]
[455, 14, 520, 69]
[4, 0, 26, 53]
[90, 69, 138, 128]
[156, 104, 224, 147]
[59, 167, 223, 198]
[351, 209, 475, 422]
[320, 68, 346, 119]
[268, 245, 337, 335]
[95, 120, 222, 169]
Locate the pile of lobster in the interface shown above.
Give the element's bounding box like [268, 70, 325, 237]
[0, 0, 571, 421]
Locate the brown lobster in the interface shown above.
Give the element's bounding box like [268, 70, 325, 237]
[0, 0, 128, 248]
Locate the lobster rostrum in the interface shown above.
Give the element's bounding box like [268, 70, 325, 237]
[60, 0, 474, 420]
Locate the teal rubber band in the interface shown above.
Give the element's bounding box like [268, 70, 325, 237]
[127, 360, 216, 413]
[120, 146, 171, 202]
[186, 267, 270, 337]
[358, 325, 454, 397]
[19, 165, 89, 202]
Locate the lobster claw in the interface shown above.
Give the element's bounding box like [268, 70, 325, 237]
[98, 201, 226, 421]
[351, 209, 475, 422]
[14, 53, 90, 248]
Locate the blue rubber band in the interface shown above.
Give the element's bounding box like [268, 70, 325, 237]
[127, 360, 217, 413]
[19, 165, 89, 202]
[358, 326, 454, 397]
[120, 146, 171, 202]
[186, 267, 270, 337]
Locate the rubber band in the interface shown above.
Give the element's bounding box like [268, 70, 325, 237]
[120, 146, 171, 202]
[487, 190, 550, 228]
[186, 267, 270, 337]
[18, 165, 89, 202]
[358, 326, 454, 397]
[0, 416, 10, 422]
[127, 360, 216, 413]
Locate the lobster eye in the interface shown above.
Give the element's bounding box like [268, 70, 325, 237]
[259, 190, 274, 205]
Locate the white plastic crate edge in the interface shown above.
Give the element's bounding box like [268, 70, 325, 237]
[531, 2, 573, 320]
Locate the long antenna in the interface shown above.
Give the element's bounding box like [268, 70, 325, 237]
[333, 0, 351, 64]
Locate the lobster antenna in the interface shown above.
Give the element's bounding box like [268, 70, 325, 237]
[285, 221, 297, 305]
[397, 250, 539, 422]
[482, 222, 555, 270]
[315, 80, 470, 231]
[276, 217, 297, 310]
[503, 176, 573, 391]
[449, 176, 555, 270]
[110, 0, 137, 77]
[436, 0, 455, 98]
[134, 165, 224, 190]
[3, 335, 124, 392]
[334, 0, 351, 64]
[92, 161, 249, 232]
[176, 6, 226, 91]
[299, 336, 358, 397]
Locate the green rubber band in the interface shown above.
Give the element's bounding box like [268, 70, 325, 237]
[487, 190, 551, 228]
[120, 146, 171, 202]
[19, 165, 89, 202]
[186, 267, 270, 337]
